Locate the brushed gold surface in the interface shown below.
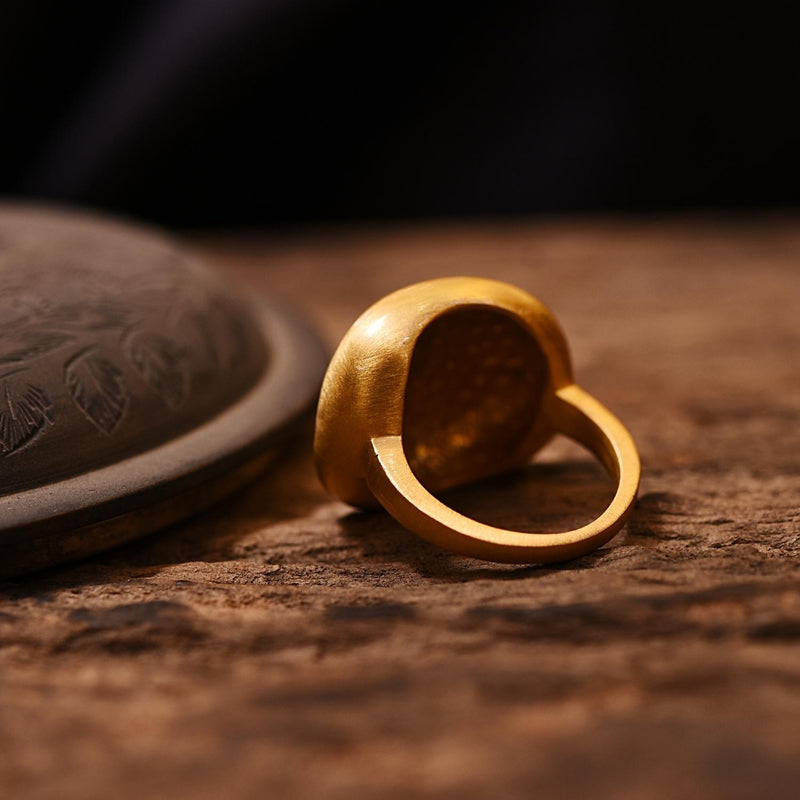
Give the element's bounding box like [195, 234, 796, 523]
[315, 276, 640, 563]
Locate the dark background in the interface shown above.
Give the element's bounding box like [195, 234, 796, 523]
[1, 1, 797, 228]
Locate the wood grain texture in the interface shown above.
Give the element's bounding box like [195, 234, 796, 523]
[2, 215, 800, 799]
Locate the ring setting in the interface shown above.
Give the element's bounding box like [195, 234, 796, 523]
[314, 277, 640, 564]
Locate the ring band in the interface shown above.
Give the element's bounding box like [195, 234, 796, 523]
[315, 277, 640, 564]
[366, 384, 639, 563]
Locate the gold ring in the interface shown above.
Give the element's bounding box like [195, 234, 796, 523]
[314, 277, 640, 563]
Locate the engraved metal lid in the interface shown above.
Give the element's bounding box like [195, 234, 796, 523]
[0, 204, 326, 577]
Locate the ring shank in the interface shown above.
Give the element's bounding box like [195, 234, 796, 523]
[366, 384, 640, 563]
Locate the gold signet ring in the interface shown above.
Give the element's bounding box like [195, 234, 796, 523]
[314, 277, 640, 564]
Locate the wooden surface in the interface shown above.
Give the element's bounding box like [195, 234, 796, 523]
[2, 216, 799, 799]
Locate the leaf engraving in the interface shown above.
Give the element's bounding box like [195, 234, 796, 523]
[0, 329, 71, 365]
[0, 379, 52, 454]
[126, 331, 189, 408]
[64, 349, 129, 435]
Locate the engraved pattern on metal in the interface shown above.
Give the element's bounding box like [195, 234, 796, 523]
[0, 205, 326, 578]
[0, 206, 265, 494]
